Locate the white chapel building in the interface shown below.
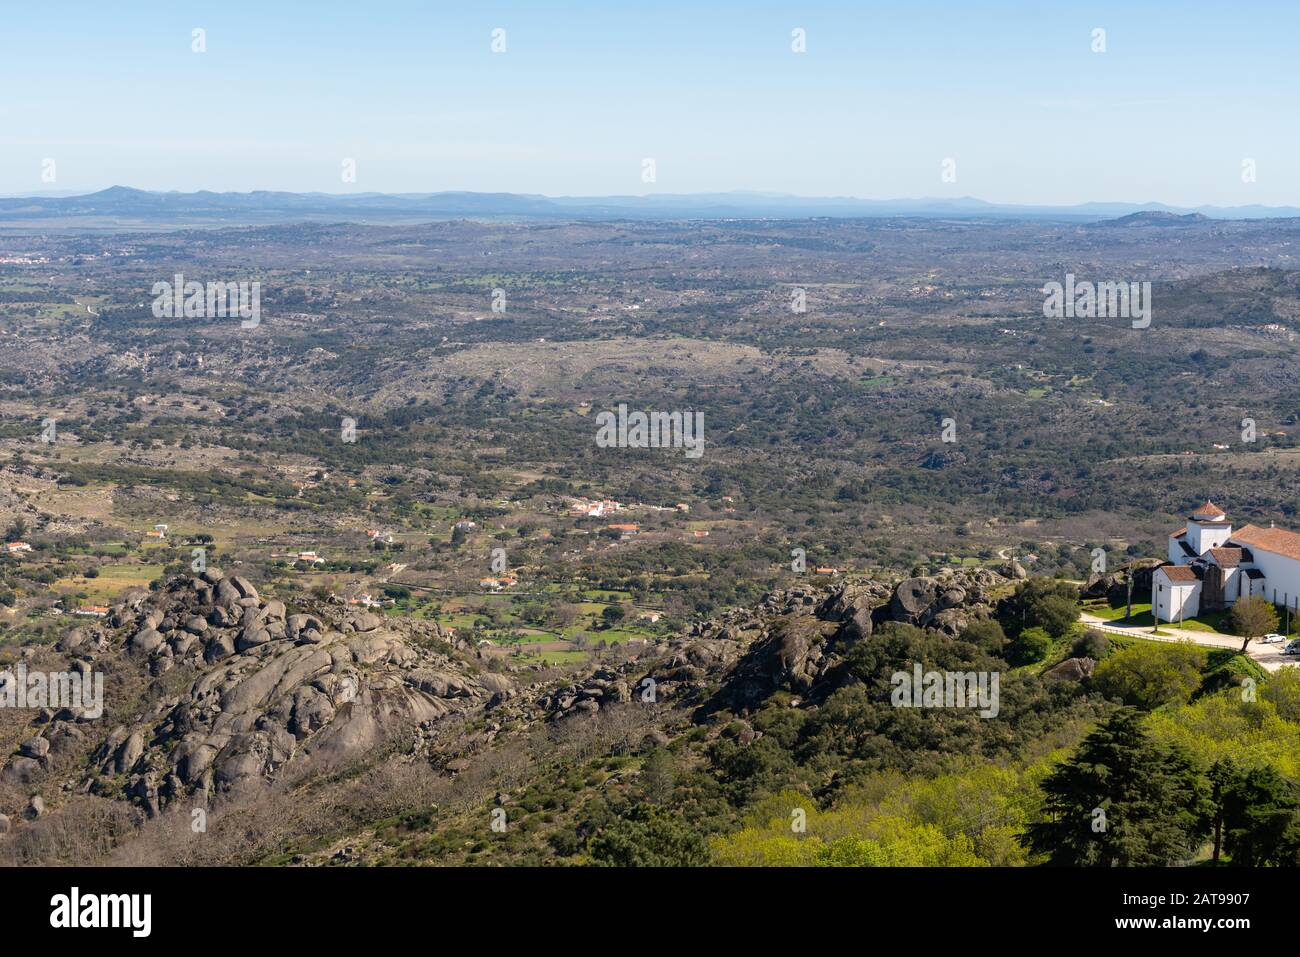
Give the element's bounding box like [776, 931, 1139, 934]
[1153, 501, 1300, 622]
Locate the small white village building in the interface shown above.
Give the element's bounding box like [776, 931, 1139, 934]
[1152, 501, 1300, 622]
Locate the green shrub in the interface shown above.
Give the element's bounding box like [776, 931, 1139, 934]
[1072, 629, 1109, 660]
[1093, 640, 1207, 709]
[1011, 626, 1052, 665]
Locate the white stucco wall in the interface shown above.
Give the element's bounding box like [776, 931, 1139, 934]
[1224, 565, 1242, 603]
[1246, 547, 1300, 611]
[1187, 521, 1232, 554]
[1154, 574, 1200, 622]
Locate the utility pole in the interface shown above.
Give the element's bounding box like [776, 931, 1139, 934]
[1126, 567, 1133, 623]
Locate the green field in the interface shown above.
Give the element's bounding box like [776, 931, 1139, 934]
[1084, 600, 1155, 626]
[56, 562, 165, 603]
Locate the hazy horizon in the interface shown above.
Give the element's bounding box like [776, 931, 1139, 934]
[2, 185, 1296, 214]
[3, 0, 1297, 205]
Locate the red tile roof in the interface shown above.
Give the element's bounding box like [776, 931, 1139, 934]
[1158, 564, 1200, 583]
[1208, 547, 1243, 567]
[1230, 524, 1300, 562]
[1192, 501, 1227, 520]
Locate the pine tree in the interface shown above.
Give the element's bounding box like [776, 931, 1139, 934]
[1025, 709, 1209, 865]
[1222, 764, 1300, 866]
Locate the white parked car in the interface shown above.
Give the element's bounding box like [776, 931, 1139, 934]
[1260, 633, 1287, 644]
[1284, 640, 1300, 655]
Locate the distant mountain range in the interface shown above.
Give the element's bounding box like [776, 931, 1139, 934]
[1, 186, 1298, 228]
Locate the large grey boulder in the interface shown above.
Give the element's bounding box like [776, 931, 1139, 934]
[236, 627, 271, 652]
[114, 730, 145, 773]
[228, 576, 259, 602]
[58, 627, 92, 655]
[936, 587, 967, 610]
[2, 757, 40, 785]
[926, 607, 968, 636]
[286, 614, 324, 640]
[208, 605, 237, 627]
[204, 633, 236, 664]
[128, 627, 165, 655]
[1045, 657, 1097, 682]
[288, 688, 336, 738]
[1002, 560, 1028, 580]
[169, 632, 199, 657]
[345, 612, 381, 633]
[214, 580, 242, 608]
[891, 577, 939, 623]
[818, 582, 888, 640]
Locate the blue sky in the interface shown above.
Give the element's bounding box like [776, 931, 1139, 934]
[1, 1, 1296, 205]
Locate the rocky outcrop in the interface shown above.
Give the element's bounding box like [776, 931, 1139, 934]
[1080, 559, 1160, 603]
[920, 448, 967, 470]
[885, 568, 1004, 636]
[535, 667, 636, 719]
[1000, 560, 1028, 580]
[0, 565, 1013, 829]
[638, 569, 1010, 716]
[818, 581, 891, 639]
[1045, 657, 1096, 682]
[1, 572, 507, 820]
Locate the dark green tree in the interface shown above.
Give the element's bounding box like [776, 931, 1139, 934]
[1033, 595, 1081, 640]
[1207, 757, 1238, 863]
[1002, 577, 1079, 639]
[587, 804, 708, 867]
[961, 618, 1008, 655]
[1221, 763, 1300, 866]
[1025, 709, 1209, 865]
[1010, 626, 1052, 665]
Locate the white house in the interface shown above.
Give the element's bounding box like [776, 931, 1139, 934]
[1153, 501, 1300, 622]
[1153, 564, 1203, 623]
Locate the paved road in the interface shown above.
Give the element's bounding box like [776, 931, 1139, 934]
[1079, 613, 1296, 673]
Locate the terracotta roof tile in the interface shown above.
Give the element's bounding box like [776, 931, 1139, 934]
[1208, 547, 1243, 566]
[1158, 564, 1201, 583]
[1230, 524, 1300, 562]
[1192, 501, 1227, 520]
